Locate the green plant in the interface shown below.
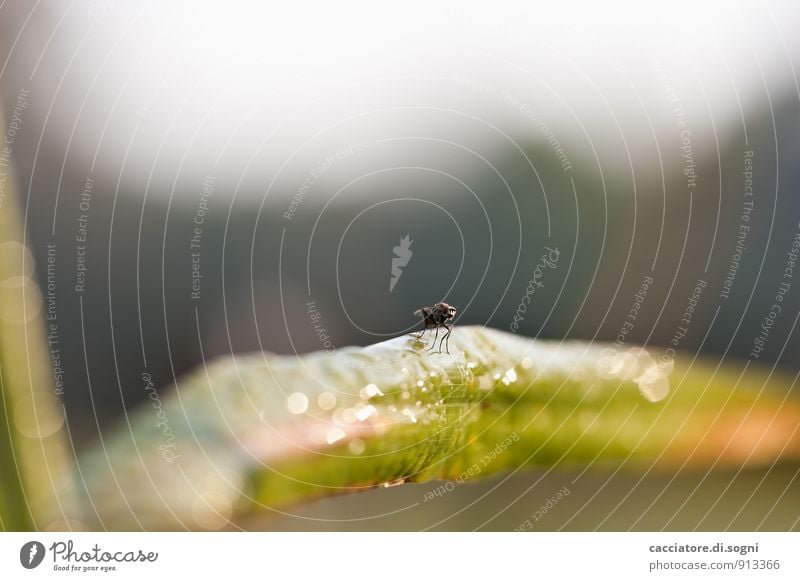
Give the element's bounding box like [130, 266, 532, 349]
[0, 120, 74, 531]
[78, 326, 799, 530]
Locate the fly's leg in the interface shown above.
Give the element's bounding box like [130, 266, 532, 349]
[426, 324, 440, 350]
[440, 324, 452, 354]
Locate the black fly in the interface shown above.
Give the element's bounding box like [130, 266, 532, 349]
[413, 302, 457, 354]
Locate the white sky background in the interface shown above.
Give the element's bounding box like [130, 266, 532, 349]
[5, 0, 800, 201]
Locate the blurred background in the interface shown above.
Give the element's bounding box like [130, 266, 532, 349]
[1, 0, 799, 530]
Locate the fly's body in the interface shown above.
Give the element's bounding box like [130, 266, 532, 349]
[414, 302, 457, 354]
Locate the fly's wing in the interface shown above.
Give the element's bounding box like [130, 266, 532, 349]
[414, 307, 437, 328]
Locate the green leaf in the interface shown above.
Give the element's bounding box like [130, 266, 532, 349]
[79, 326, 799, 530]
